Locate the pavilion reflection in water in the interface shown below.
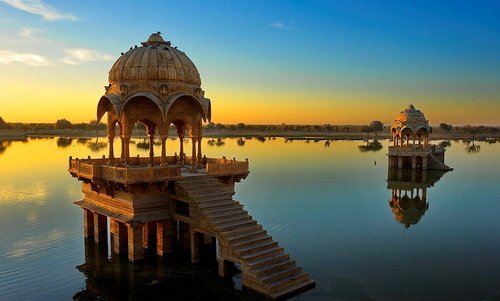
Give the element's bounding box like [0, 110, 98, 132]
[74, 240, 269, 301]
[387, 169, 447, 228]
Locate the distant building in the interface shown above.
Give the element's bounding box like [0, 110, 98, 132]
[388, 104, 452, 170]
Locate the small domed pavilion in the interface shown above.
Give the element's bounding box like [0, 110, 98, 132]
[68, 33, 314, 299]
[388, 104, 452, 170]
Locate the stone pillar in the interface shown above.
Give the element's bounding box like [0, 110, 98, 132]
[204, 234, 213, 245]
[157, 219, 175, 256]
[93, 212, 107, 244]
[83, 209, 94, 239]
[197, 121, 203, 164]
[179, 222, 191, 250]
[191, 231, 200, 264]
[108, 136, 114, 159]
[142, 222, 156, 250]
[397, 156, 403, 169]
[127, 223, 144, 262]
[148, 125, 155, 164]
[160, 135, 167, 164]
[191, 138, 197, 171]
[388, 156, 394, 168]
[218, 259, 234, 278]
[149, 135, 155, 163]
[110, 218, 127, 255]
[411, 156, 417, 169]
[179, 137, 184, 163]
[121, 136, 131, 162]
[422, 157, 428, 170]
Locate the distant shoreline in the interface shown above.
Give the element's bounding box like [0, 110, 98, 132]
[3, 128, 498, 141]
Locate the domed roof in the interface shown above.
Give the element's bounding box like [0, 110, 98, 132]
[391, 104, 430, 133]
[108, 33, 201, 86]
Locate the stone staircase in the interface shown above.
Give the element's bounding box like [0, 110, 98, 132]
[428, 152, 453, 171]
[174, 176, 315, 299]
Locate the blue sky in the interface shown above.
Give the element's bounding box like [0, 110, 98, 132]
[0, 0, 499, 124]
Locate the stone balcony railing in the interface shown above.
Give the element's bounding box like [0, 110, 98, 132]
[205, 157, 249, 176]
[69, 156, 182, 184]
[388, 145, 432, 156]
[69, 155, 249, 184]
[388, 144, 445, 156]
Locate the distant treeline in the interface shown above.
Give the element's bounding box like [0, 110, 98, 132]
[0, 117, 498, 135]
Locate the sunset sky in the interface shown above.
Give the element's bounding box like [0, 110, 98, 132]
[0, 0, 499, 125]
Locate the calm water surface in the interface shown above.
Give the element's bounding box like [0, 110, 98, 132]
[1, 137, 499, 301]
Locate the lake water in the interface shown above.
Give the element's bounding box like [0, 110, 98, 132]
[1, 137, 499, 301]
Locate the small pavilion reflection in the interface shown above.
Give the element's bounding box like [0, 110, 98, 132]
[387, 169, 447, 228]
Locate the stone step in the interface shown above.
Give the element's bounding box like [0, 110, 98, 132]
[188, 192, 230, 201]
[198, 199, 238, 210]
[212, 213, 252, 225]
[252, 259, 296, 278]
[268, 272, 310, 294]
[177, 178, 218, 185]
[222, 224, 263, 237]
[269, 279, 316, 300]
[236, 240, 278, 256]
[192, 196, 233, 205]
[176, 182, 218, 190]
[232, 233, 272, 249]
[208, 209, 248, 220]
[215, 219, 257, 232]
[203, 203, 244, 215]
[240, 246, 284, 262]
[227, 228, 267, 244]
[177, 177, 218, 184]
[182, 186, 227, 195]
[262, 266, 302, 285]
[246, 252, 290, 270]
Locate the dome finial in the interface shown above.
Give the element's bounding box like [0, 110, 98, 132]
[145, 32, 167, 45]
[409, 104, 415, 110]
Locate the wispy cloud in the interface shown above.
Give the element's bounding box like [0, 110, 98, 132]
[269, 22, 291, 30]
[19, 27, 38, 40]
[0, 50, 49, 66]
[61, 48, 114, 65]
[0, 0, 77, 21]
